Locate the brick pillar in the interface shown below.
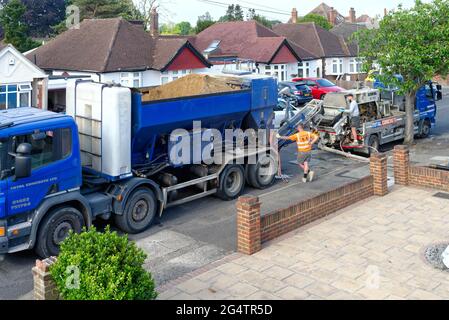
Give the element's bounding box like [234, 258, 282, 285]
[393, 145, 410, 186]
[370, 153, 388, 196]
[236, 195, 261, 255]
[32, 257, 59, 300]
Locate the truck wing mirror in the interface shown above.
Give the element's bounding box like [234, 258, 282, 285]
[15, 143, 32, 179]
[436, 91, 443, 101]
[436, 84, 442, 91]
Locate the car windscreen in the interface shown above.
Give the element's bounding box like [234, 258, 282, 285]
[317, 79, 336, 87]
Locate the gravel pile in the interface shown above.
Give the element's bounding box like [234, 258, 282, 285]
[141, 74, 241, 101]
[424, 243, 449, 271]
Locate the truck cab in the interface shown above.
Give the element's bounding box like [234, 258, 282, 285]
[0, 108, 84, 256]
[374, 77, 442, 138]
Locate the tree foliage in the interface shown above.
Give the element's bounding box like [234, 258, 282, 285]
[0, 0, 39, 51]
[219, 4, 244, 22]
[355, 0, 449, 143]
[50, 226, 157, 300]
[54, 0, 140, 33]
[247, 8, 273, 28]
[195, 11, 214, 34]
[297, 13, 332, 30]
[22, 0, 67, 38]
[160, 21, 193, 35]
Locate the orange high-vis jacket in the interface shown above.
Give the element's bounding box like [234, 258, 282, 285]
[288, 131, 318, 153]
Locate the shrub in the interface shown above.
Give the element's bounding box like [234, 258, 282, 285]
[50, 226, 157, 300]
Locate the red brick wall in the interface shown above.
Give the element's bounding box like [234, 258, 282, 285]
[409, 166, 449, 191]
[260, 176, 374, 243]
[393, 145, 449, 191]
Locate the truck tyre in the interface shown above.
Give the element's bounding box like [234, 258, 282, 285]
[115, 188, 157, 234]
[367, 135, 380, 156]
[35, 207, 85, 258]
[418, 120, 431, 139]
[216, 165, 245, 200]
[320, 94, 326, 100]
[246, 154, 277, 189]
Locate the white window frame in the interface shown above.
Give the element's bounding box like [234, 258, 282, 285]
[120, 72, 142, 88]
[0, 82, 32, 109]
[160, 69, 193, 85]
[265, 64, 287, 82]
[298, 62, 310, 78]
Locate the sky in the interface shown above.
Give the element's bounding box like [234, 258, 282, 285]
[150, 0, 425, 25]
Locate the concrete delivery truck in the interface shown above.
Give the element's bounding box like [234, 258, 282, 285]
[0, 74, 278, 257]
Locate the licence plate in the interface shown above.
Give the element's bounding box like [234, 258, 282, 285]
[304, 94, 311, 97]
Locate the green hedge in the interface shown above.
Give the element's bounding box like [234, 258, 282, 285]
[50, 226, 157, 300]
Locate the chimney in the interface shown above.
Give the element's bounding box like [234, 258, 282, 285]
[328, 7, 337, 25]
[384, 8, 388, 16]
[349, 7, 356, 23]
[150, 8, 159, 37]
[291, 8, 298, 24]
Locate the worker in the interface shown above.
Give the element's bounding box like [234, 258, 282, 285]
[345, 93, 361, 145]
[277, 124, 319, 183]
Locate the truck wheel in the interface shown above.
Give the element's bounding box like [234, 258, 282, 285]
[115, 188, 157, 234]
[419, 120, 431, 138]
[320, 94, 326, 100]
[35, 207, 85, 258]
[367, 135, 380, 156]
[217, 165, 245, 200]
[246, 154, 277, 189]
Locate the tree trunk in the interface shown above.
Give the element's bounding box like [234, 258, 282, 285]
[403, 90, 417, 145]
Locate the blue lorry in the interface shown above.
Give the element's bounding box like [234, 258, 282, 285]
[0, 74, 278, 257]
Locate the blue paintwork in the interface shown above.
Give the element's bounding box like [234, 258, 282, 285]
[131, 77, 277, 166]
[0, 108, 81, 219]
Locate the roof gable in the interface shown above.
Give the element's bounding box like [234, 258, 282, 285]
[273, 23, 349, 58]
[26, 18, 210, 73]
[194, 21, 308, 63]
[0, 44, 47, 81]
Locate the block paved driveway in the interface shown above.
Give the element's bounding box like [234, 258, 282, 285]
[158, 186, 449, 300]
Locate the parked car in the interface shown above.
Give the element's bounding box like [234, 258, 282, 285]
[273, 98, 300, 128]
[278, 81, 313, 106]
[291, 77, 344, 100]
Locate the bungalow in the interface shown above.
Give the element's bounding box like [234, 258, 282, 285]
[26, 13, 211, 111]
[193, 21, 318, 82]
[0, 43, 48, 110]
[273, 22, 365, 81]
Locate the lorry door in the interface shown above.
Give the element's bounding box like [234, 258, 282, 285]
[5, 127, 79, 217]
[416, 84, 436, 122]
[0, 138, 8, 219]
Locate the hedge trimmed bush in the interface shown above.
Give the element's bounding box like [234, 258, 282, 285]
[50, 226, 157, 300]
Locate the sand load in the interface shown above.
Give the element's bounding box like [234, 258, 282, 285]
[141, 74, 243, 101]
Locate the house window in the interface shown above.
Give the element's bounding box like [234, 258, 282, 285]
[349, 58, 362, 74]
[161, 77, 169, 84]
[298, 62, 310, 78]
[160, 70, 192, 85]
[0, 83, 32, 110]
[264, 64, 286, 82]
[120, 72, 142, 88]
[332, 59, 343, 74]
